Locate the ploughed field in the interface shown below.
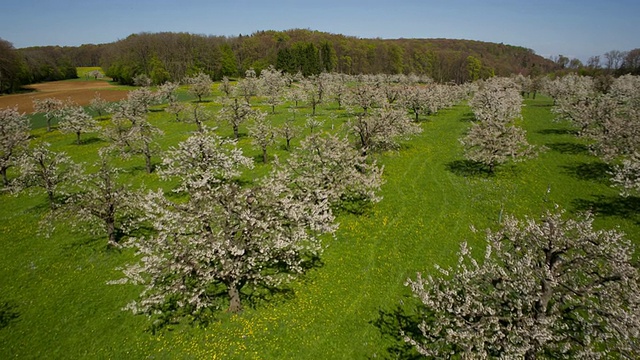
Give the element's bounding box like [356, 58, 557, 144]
[0, 79, 129, 114]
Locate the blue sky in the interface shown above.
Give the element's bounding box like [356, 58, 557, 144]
[1, 0, 638, 62]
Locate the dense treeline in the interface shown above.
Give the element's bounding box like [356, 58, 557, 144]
[0, 39, 81, 93]
[99, 29, 559, 84]
[3, 29, 640, 93]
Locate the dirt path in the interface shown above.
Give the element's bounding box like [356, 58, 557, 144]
[0, 80, 130, 114]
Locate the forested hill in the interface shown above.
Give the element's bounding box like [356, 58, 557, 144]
[97, 29, 558, 84]
[1, 29, 559, 92]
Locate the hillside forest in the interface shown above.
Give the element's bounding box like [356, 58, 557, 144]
[4, 28, 638, 93]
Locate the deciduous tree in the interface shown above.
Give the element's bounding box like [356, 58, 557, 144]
[64, 151, 139, 247]
[461, 78, 535, 172]
[184, 72, 213, 102]
[235, 68, 259, 104]
[349, 106, 422, 153]
[345, 83, 385, 115]
[273, 132, 384, 209]
[218, 98, 253, 139]
[114, 130, 335, 317]
[14, 143, 81, 209]
[278, 116, 300, 151]
[405, 208, 640, 359]
[156, 81, 179, 104]
[248, 111, 275, 163]
[259, 65, 286, 113]
[184, 103, 212, 133]
[89, 92, 108, 118]
[0, 107, 30, 187]
[33, 98, 65, 132]
[58, 106, 99, 145]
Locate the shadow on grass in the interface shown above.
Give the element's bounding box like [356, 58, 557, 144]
[561, 161, 612, 183]
[333, 197, 377, 216]
[446, 160, 494, 178]
[63, 234, 105, 252]
[529, 102, 554, 107]
[370, 303, 423, 359]
[546, 142, 590, 155]
[460, 112, 475, 122]
[538, 128, 579, 136]
[0, 300, 20, 329]
[572, 195, 640, 223]
[145, 256, 323, 333]
[78, 137, 105, 145]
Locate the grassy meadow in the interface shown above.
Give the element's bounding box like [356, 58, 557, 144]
[1, 80, 638, 359]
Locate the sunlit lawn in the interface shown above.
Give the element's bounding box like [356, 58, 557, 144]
[1, 87, 637, 358]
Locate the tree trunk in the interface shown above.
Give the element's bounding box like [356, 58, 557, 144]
[1, 166, 8, 187]
[144, 142, 153, 174]
[262, 148, 268, 164]
[76, 132, 81, 145]
[47, 190, 56, 210]
[145, 153, 152, 174]
[227, 283, 242, 313]
[46, 118, 52, 132]
[233, 124, 239, 139]
[106, 217, 117, 247]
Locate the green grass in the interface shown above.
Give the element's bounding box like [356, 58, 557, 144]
[1, 88, 638, 359]
[76, 66, 104, 79]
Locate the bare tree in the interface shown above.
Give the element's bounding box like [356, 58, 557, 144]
[406, 207, 640, 359]
[604, 50, 626, 71]
[0, 107, 30, 187]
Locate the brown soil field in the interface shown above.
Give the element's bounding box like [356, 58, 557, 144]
[0, 80, 130, 114]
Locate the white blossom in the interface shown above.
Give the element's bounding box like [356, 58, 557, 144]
[406, 208, 640, 359]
